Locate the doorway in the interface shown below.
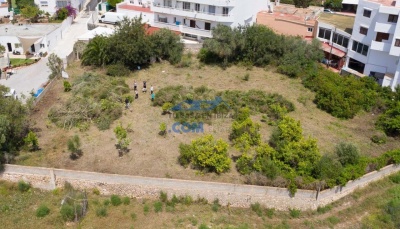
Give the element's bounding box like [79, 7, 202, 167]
[205, 22, 211, 30]
[31, 44, 35, 53]
[190, 20, 195, 28]
[7, 43, 12, 52]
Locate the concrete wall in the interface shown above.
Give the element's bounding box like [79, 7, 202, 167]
[1, 164, 399, 210]
[45, 16, 73, 52]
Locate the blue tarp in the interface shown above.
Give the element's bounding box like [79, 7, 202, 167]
[34, 88, 44, 98]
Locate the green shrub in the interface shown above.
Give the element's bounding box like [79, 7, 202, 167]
[159, 122, 167, 136]
[60, 204, 75, 221]
[250, 202, 263, 217]
[143, 204, 150, 215]
[106, 64, 130, 77]
[111, 195, 122, 206]
[317, 204, 332, 214]
[36, 204, 50, 218]
[178, 135, 231, 174]
[288, 181, 298, 197]
[335, 142, 360, 166]
[63, 81, 72, 92]
[390, 173, 400, 184]
[123, 197, 130, 205]
[159, 191, 168, 203]
[212, 199, 221, 212]
[371, 133, 387, 144]
[130, 212, 137, 220]
[236, 153, 253, 175]
[93, 188, 100, 195]
[198, 223, 210, 229]
[183, 195, 193, 206]
[24, 131, 39, 151]
[154, 201, 163, 213]
[67, 135, 82, 160]
[243, 73, 250, 81]
[96, 207, 108, 217]
[326, 216, 340, 225]
[289, 208, 301, 218]
[103, 199, 111, 206]
[266, 208, 275, 218]
[161, 102, 173, 114]
[18, 180, 31, 192]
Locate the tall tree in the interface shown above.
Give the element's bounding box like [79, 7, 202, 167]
[47, 54, 64, 79]
[81, 35, 110, 67]
[150, 28, 183, 64]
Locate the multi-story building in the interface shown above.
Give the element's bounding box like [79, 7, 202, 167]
[344, 0, 400, 90]
[151, 0, 268, 40]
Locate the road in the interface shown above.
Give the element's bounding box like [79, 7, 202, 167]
[0, 0, 95, 101]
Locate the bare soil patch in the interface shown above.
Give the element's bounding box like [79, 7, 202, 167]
[19, 60, 400, 183]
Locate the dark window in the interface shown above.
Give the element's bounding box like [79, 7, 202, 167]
[388, 14, 398, 23]
[352, 40, 369, 56]
[395, 39, 400, 47]
[332, 32, 349, 48]
[195, 3, 200, 11]
[360, 27, 368, 35]
[318, 28, 331, 40]
[222, 7, 229, 16]
[376, 32, 390, 42]
[209, 5, 216, 15]
[363, 9, 371, 18]
[308, 27, 313, 32]
[183, 2, 190, 10]
[205, 22, 211, 30]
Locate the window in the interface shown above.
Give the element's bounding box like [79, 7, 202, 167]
[222, 7, 229, 16]
[158, 16, 168, 23]
[56, 0, 68, 7]
[195, 3, 200, 11]
[318, 28, 331, 40]
[209, 5, 216, 15]
[40, 44, 45, 48]
[14, 43, 22, 48]
[376, 32, 390, 42]
[388, 14, 398, 23]
[332, 32, 349, 48]
[164, 0, 172, 7]
[363, 9, 371, 18]
[183, 2, 190, 10]
[173, 17, 176, 23]
[395, 39, 400, 47]
[307, 27, 313, 32]
[40, 1, 48, 6]
[352, 40, 369, 56]
[205, 22, 211, 30]
[359, 26, 368, 35]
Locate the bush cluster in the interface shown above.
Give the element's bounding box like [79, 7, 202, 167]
[48, 73, 129, 130]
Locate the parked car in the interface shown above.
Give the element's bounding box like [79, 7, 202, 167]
[99, 12, 126, 25]
[324, 9, 335, 13]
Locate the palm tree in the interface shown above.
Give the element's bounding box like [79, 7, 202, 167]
[81, 35, 110, 67]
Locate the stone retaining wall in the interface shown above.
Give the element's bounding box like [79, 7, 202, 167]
[1, 164, 399, 210]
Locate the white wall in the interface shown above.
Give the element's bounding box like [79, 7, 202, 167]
[35, 0, 85, 15]
[233, 0, 268, 27]
[0, 5, 9, 17]
[0, 36, 22, 53]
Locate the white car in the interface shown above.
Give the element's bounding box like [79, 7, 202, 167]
[4, 88, 17, 99]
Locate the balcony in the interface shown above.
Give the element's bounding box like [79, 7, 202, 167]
[151, 4, 234, 22]
[371, 40, 391, 52]
[153, 21, 213, 37]
[153, 0, 235, 7]
[374, 22, 396, 34]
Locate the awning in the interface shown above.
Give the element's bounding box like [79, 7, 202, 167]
[342, 0, 359, 4]
[321, 43, 346, 58]
[17, 36, 42, 53]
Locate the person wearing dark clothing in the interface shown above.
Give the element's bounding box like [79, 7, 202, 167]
[143, 81, 147, 89]
[135, 90, 139, 99]
[133, 81, 137, 91]
[125, 98, 130, 109]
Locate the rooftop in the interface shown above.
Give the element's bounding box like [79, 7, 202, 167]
[367, 0, 396, 6]
[0, 23, 60, 36]
[118, 3, 153, 13]
[318, 12, 355, 33]
[257, 11, 317, 25]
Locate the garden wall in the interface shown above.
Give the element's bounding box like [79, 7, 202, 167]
[1, 164, 399, 210]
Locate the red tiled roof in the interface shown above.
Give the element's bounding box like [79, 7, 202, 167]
[145, 25, 181, 35]
[119, 4, 152, 13]
[321, 42, 346, 57]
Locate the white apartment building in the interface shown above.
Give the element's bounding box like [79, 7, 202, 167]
[34, 0, 85, 15]
[151, 0, 268, 40]
[344, 0, 400, 90]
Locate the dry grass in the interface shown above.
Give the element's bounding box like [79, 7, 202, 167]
[318, 12, 355, 33]
[17, 58, 400, 184]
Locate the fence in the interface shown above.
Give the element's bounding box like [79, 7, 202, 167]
[1, 164, 399, 210]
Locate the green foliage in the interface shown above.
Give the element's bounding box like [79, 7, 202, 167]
[250, 202, 263, 217]
[150, 28, 184, 64]
[130, 212, 137, 220]
[289, 208, 301, 218]
[389, 173, 400, 184]
[108, 0, 122, 7]
[123, 197, 130, 205]
[67, 135, 82, 160]
[335, 142, 360, 166]
[211, 199, 221, 212]
[178, 134, 231, 174]
[294, 0, 311, 8]
[103, 199, 111, 206]
[106, 64, 130, 77]
[36, 204, 50, 218]
[324, 0, 342, 10]
[56, 7, 68, 20]
[82, 36, 110, 67]
[199, 223, 210, 229]
[317, 204, 332, 214]
[114, 123, 130, 152]
[154, 201, 163, 213]
[143, 204, 150, 215]
[48, 73, 128, 130]
[60, 204, 74, 221]
[96, 207, 108, 217]
[161, 102, 173, 114]
[386, 198, 400, 227]
[17, 180, 31, 192]
[92, 188, 100, 195]
[159, 122, 167, 136]
[159, 191, 168, 203]
[110, 195, 122, 206]
[371, 133, 387, 144]
[266, 208, 275, 218]
[376, 101, 400, 136]
[20, 5, 39, 21]
[63, 81, 72, 92]
[243, 73, 250, 81]
[313, 154, 342, 188]
[0, 44, 5, 54]
[47, 54, 63, 79]
[24, 131, 39, 151]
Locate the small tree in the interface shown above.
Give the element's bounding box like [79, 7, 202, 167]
[114, 123, 131, 156]
[67, 135, 82, 160]
[20, 5, 40, 23]
[159, 122, 167, 136]
[0, 44, 5, 55]
[47, 54, 63, 79]
[162, 102, 173, 114]
[24, 131, 39, 151]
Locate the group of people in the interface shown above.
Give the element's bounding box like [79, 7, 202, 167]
[125, 80, 155, 109]
[0, 67, 15, 80]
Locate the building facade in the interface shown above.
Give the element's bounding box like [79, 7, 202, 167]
[34, 0, 85, 15]
[344, 0, 400, 90]
[151, 0, 268, 40]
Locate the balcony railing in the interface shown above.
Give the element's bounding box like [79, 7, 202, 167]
[152, 4, 234, 22]
[153, 20, 213, 37]
[371, 40, 391, 52]
[374, 22, 396, 34]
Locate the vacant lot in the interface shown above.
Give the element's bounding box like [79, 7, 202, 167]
[16, 59, 400, 184]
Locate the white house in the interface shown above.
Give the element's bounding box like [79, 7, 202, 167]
[0, 17, 72, 55]
[150, 0, 269, 40]
[344, 0, 400, 90]
[116, 1, 154, 25]
[34, 0, 85, 15]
